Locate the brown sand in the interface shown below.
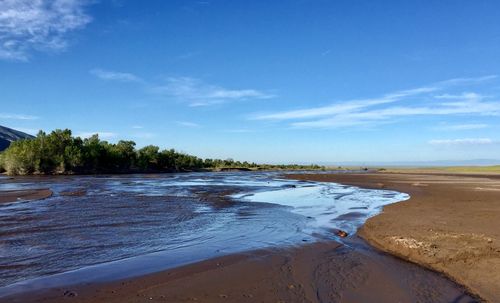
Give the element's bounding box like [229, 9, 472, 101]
[288, 173, 500, 302]
[0, 188, 53, 204]
[2, 240, 476, 303]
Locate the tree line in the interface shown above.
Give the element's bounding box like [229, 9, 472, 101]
[0, 129, 323, 175]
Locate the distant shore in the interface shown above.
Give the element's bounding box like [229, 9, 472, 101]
[288, 172, 500, 302]
[0, 166, 330, 176]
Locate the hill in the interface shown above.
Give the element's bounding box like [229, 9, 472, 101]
[0, 125, 35, 151]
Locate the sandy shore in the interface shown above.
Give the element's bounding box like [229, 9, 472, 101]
[0, 188, 53, 204]
[288, 172, 500, 302]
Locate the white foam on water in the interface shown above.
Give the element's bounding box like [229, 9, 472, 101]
[236, 182, 409, 235]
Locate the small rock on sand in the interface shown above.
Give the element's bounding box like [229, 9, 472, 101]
[335, 229, 349, 237]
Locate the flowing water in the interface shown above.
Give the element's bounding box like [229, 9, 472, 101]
[0, 172, 409, 294]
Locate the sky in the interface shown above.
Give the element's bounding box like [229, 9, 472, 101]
[1, 0, 500, 164]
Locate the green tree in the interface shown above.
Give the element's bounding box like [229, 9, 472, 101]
[137, 145, 160, 170]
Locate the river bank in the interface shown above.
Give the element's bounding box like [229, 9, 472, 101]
[0, 172, 480, 302]
[287, 172, 500, 302]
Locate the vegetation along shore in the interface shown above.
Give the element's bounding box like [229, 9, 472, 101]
[0, 129, 322, 175]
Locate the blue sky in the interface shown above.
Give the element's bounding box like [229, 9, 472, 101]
[1, 0, 500, 164]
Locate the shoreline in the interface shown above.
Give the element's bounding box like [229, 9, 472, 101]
[0, 172, 484, 302]
[1, 238, 476, 303]
[0, 167, 330, 177]
[287, 172, 500, 302]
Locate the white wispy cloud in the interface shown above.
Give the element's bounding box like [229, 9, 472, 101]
[252, 86, 438, 121]
[224, 129, 255, 133]
[429, 138, 496, 146]
[434, 92, 483, 100]
[0, 0, 92, 61]
[435, 123, 488, 131]
[0, 113, 39, 120]
[92, 71, 272, 107]
[153, 77, 275, 106]
[90, 68, 143, 82]
[176, 121, 200, 128]
[76, 131, 117, 139]
[131, 125, 144, 129]
[251, 76, 499, 129]
[436, 75, 497, 86]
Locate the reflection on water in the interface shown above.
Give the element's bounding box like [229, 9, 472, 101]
[0, 171, 408, 291]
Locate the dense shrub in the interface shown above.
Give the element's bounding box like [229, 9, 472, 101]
[0, 129, 323, 175]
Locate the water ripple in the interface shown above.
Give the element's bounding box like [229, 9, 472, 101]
[0, 171, 408, 292]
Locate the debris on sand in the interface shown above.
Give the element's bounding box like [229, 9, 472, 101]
[335, 229, 349, 237]
[63, 290, 78, 297]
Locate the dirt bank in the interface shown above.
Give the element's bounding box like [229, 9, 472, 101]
[287, 172, 500, 302]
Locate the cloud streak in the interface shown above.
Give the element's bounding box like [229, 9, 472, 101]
[90, 69, 143, 83]
[153, 77, 275, 107]
[251, 76, 499, 129]
[0, 113, 39, 120]
[253, 87, 437, 121]
[176, 121, 200, 128]
[0, 0, 92, 61]
[92, 72, 273, 107]
[435, 123, 488, 131]
[429, 138, 496, 146]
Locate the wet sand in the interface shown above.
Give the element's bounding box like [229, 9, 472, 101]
[3, 239, 476, 303]
[0, 188, 53, 204]
[288, 172, 500, 302]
